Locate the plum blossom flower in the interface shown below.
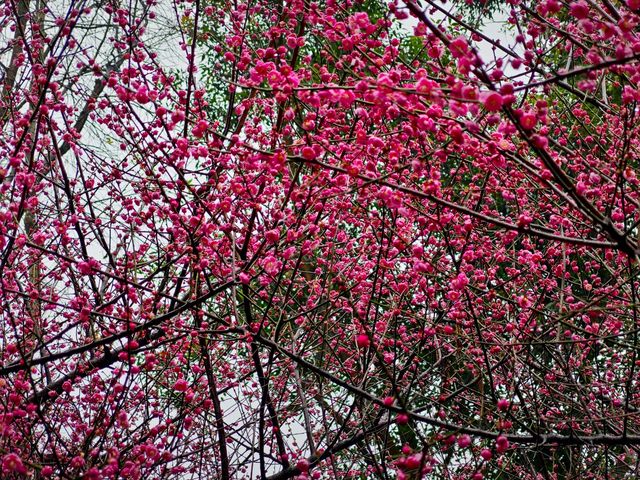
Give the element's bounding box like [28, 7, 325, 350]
[2, 453, 26, 475]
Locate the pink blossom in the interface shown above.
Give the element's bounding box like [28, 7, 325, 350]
[173, 379, 188, 392]
[396, 413, 409, 425]
[457, 434, 472, 448]
[482, 92, 503, 112]
[449, 36, 469, 59]
[570, 1, 589, 18]
[355, 334, 370, 348]
[301, 146, 316, 160]
[296, 459, 310, 472]
[2, 453, 26, 475]
[450, 273, 469, 291]
[135, 86, 150, 104]
[77, 259, 99, 275]
[496, 435, 509, 453]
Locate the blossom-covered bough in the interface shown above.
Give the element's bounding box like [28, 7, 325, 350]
[2, 0, 640, 477]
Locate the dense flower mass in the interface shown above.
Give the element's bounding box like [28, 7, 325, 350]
[2, 0, 640, 477]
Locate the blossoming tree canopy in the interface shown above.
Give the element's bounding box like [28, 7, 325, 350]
[2, 0, 640, 477]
